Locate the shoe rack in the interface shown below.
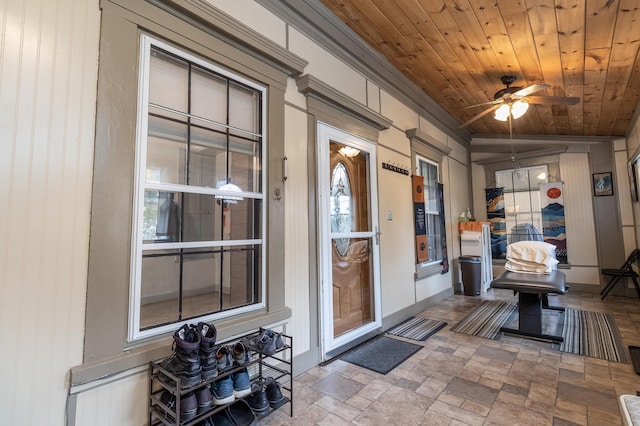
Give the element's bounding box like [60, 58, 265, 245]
[149, 329, 293, 425]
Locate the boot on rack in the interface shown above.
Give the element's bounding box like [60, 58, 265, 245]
[159, 324, 202, 389]
[196, 322, 218, 380]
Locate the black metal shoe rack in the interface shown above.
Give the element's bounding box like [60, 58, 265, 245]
[149, 329, 293, 425]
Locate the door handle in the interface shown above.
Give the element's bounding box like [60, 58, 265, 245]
[375, 226, 381, 245]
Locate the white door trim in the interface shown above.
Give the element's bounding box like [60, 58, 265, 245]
[317, 122, 381, 359]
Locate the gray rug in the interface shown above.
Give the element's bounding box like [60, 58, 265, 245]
[450, 300, 517, 339]
[386, 317, 447, 341]
[451, 300, 630, 363]
[340, 336, 422, 374]
[559, 308, 630, 363]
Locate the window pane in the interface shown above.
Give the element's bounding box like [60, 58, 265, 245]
[229, 136, 261, 193]
[189, 126, 227, 188]
[221, 198, 262, 241]
[229, 81, 260, 135]
[225, 245, 261, 309]
[191, 66, 228, 124]
[426, 213, 442, 261]
[181, 250, 222, 320]
[140, 250, 181, 329]
[149, 48, 188, 115]
[147, 115, 187, 185]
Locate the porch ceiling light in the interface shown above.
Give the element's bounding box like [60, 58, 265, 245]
[338, 146, 360, 157]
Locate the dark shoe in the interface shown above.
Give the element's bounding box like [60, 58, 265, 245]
[245, 330, 277, 355]
[215, 345, 232, 372]
[209, 408, 235, 426]
[195, 417, 214, 426]
[159, 390, 197, 422]
[265, 377, 286, 410]
[196, 322, 218, 380]
[231, 341, 250, 367]
[246, 379, 270, 416]
[195, 384, 212, 414]
[231, 368, 251, 398]
[211, 374, 235, 405]
[226, 399, 257, 426]
[263, 329, 284, 351]
[159, 324, 202, 388]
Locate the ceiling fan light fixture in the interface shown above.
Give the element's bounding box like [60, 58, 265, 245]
[511, 100, 529, 119]
[494, 104, 510, 121]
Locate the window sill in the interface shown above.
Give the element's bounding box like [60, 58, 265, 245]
[415, 261, 444, 280]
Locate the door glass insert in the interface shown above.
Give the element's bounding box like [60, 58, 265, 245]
[330, 162, 353, 256]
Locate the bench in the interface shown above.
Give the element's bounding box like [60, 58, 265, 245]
[620, 394, 640, 426]
[491, 270, 567, 342]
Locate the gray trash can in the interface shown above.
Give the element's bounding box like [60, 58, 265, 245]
[459, 255, 482, 296]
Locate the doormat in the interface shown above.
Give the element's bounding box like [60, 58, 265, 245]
[340, 336, 422, 374]
[450, 300, 517, 340]
[386, 317, 447, 341]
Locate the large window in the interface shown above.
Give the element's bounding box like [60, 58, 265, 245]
[130, 36, 266, 340]
[417, 157, 442, 264]
[495, 165, 547, 246]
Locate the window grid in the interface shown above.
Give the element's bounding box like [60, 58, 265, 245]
[130, 36, 266, 340]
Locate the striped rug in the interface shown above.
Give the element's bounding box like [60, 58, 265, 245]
[450, 300, 517, 339]
[559, 308, 630, 363]
[386, 317, 447, 341]
[451, 300, 630, 363]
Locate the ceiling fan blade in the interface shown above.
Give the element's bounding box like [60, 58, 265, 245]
[512, 83, 550, 97]
[466, 99, 501, 108]
[460, 104, 501, 128]
[526, 96, 580, 105]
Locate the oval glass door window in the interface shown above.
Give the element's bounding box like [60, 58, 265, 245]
[330, 162, 353, 256]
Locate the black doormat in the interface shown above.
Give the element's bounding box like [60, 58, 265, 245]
[340, 336, 422, 375]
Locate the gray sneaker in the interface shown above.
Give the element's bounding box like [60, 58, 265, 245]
[245, 329, 283, 356]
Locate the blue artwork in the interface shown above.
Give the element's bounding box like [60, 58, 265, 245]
[485, 188, 506, 259]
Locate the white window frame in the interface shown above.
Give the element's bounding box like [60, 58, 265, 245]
[128, 34, 267, 341]
[416, 155, 442, 267]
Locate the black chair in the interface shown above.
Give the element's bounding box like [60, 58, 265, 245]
[600, 248, 640, 300]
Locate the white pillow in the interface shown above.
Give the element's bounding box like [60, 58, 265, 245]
[506, 241, 558, 274]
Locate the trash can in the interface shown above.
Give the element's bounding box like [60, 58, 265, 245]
[459, 255, 482, 296]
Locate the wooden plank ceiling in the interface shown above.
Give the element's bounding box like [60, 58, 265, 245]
[319, 0, 640, 137]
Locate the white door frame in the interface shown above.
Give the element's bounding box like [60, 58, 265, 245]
[317, 122, 382, 359]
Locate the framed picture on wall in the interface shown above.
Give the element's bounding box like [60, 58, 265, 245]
[593, 172, 614, 196]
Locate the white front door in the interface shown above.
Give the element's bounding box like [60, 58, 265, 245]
[317, 123, 381, 358]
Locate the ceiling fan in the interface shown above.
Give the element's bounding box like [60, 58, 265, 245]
[460, 75, 580, 128]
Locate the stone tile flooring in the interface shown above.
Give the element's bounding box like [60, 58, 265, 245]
[260, 289, 640, 425]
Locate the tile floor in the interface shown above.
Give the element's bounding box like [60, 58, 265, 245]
[260, 289, 640, 425]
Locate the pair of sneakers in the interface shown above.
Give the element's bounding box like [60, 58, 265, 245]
[245, 377, 287, 416]
[244, 328, 284, 356]
[210, 367, 251, 405]
[215, 341, 251, 373]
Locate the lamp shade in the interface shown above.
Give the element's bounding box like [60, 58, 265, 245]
[215, 183, 244, 204]
[494, 104, 510, 121]
[511, 100, 529, 119]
